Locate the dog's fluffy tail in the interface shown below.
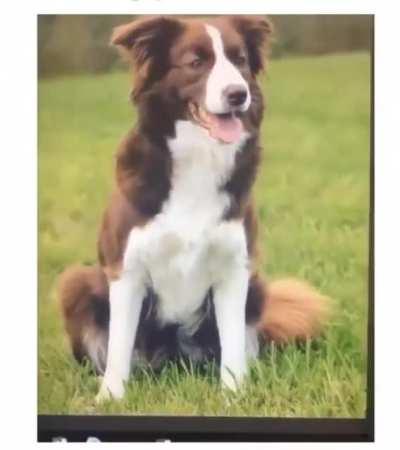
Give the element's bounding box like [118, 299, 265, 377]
[257, 278, 331, 344]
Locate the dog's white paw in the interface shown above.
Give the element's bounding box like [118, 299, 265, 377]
[96, 376, 125, 403]
[220, 367, 244, 392]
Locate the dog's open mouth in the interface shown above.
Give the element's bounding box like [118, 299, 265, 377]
[188, 102, 243, 144]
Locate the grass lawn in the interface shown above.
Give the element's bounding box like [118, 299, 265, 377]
[38, 52, 371, 417]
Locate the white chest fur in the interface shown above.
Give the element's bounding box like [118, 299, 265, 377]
[122, 121, 249, 327]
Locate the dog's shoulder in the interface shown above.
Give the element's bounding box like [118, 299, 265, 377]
[97, 129, 171, 277]
[115, 129, 172, 211]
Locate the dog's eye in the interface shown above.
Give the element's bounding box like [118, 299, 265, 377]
[234, 55, 247, 67]
[190, 58, 203, 69]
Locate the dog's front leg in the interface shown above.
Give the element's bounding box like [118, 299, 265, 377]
[212, 223, 249, 391]
[214, 265, 249, 391]
[96, 273, 145, 402]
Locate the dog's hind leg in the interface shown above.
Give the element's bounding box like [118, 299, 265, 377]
[58, 265, 109, 374]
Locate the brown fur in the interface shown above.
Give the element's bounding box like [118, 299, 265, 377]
[257, 278, 331, 344]
[58, 265, 109, 365]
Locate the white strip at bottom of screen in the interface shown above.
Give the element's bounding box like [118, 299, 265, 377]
[52, 436, 173, 443]
[52, 437, 101, 442]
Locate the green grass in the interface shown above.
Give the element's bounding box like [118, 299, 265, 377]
[38, 53, 371, 417]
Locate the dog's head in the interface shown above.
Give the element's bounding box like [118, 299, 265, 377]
[112, 15, 272, 143]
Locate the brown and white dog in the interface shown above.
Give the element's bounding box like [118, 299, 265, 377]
[58, 15, 328, 401]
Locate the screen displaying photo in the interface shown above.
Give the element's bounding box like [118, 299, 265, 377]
[38, 14, 372, 422]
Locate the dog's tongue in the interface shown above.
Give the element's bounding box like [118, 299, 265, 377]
[208, 114, 243, 144]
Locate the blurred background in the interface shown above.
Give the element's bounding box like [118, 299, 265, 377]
[38, 15, 372, 77]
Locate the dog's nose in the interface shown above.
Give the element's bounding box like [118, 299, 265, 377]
[224, 84, 248, 107]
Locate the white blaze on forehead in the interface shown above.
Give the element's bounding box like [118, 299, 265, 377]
[204, 24, 251, 114]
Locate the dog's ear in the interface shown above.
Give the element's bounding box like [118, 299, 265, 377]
[230, 16, 273, 75]
[111, 16, 182, 67]
[111, 16, 183, 100]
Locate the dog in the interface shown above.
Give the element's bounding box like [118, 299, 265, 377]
[58, 15, 328, 402]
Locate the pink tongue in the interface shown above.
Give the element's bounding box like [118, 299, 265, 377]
[208, 114, 243, 144]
